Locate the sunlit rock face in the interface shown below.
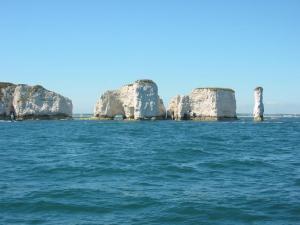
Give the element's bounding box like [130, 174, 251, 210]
[0, 82, 73, 119]
[253, 87, 264, 121]
[168, 88, 237, 120]
[0, 83, 16, 117]
[168, 95, 190, 120]
[94, 80, 166, 120]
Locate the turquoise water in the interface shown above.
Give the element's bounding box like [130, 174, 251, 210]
[1, 117, 300, 225]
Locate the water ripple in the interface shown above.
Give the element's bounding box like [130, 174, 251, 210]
[1, 119, 300, 224]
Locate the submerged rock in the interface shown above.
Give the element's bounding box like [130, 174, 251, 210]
[0, 82, 72, 119]
[253, 87, 264, 121]
[94, 79, 166, 120]
[168, 88, 237, 120]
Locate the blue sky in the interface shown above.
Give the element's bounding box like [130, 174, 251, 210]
[1, 0, 299, 113]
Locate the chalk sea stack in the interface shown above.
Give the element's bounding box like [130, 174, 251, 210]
[253, 87, 264, 121]
[168, 88, 237, 120]
[0, 82, 73, 119]
[94, 80, 166, 120]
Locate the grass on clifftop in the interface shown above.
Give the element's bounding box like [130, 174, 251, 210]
[0, 82, 15, 89]
[194, 87, 235, 92]
[135, 79, 155, 84]
[0, 82, 16, 99]
[123, 79, 155, 87]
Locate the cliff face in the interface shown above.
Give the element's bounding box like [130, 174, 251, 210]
[0, 82, 73, 119]
[94, 80, 166, 120]
[253, 87, 264, 121]
[168, 88, 237, 120]
[0, 83, 16, 117]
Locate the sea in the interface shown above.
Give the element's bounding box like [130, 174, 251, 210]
[1, 115, 300, 225]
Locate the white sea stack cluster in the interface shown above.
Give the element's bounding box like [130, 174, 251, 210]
[1, 79, 263, 121]
[94, 80, 166, 120]
[253, 87, 264, 121]
[168, 88, 237, 120]
[0, 82, 72, 119]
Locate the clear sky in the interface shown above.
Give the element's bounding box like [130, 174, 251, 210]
[1, 0, 299, 113]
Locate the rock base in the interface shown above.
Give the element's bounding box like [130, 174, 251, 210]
[254, 116, 264, 122]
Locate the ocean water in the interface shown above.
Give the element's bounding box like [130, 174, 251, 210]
[1, 117, 300, 225]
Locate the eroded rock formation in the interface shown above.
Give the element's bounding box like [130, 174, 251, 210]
[94, 80, 166, 120]
[253, 87, 264, 121]
[168, 88, 237, 120]
[0, 82, 73, 119]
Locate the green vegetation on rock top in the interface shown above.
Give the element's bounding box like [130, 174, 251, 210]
[0, 82, 15, 89]
[135, 79, 155, 84]
[194, 87, 235, 92]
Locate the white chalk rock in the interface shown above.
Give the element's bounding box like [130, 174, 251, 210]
[168, 95, 190, 120]
[94, 80, 166, 120]
[158, 98, 166, 119]
[0, 83, 16, 117]
[253, 87, 264, 121]
[168, 88, 237, 120]
[0, 82, 72, 119]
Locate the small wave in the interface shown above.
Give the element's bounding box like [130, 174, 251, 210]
[294, 179, 300, 187]
[263, 121, 284, 124]
[0, 200, 113, 214]
[205, 159, 273, 170]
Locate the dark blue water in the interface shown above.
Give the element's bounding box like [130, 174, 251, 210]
[1, 117, 300, 225]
